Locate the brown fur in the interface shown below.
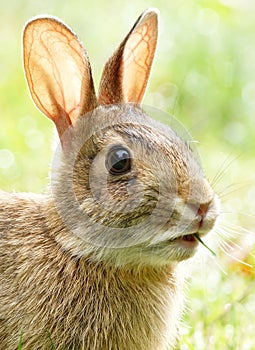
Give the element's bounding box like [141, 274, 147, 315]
[0, 193, 185, 349]
[0, 9, 219, 350]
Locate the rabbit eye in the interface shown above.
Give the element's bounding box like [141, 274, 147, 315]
[106, 146, 132, 175]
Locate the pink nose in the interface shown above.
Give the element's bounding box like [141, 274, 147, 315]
[187, 202, 210, 218]
[197, 203, 210, 217]
[197, 203, 210, 229]
[187, 201, 211, 230]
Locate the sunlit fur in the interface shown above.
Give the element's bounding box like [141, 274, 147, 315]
[0, 9, 220, 350]
[0, 105, 219, 349]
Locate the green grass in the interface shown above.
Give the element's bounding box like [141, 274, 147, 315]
[17, 333, 23, 350]
[47, 331, 56, 350]
[1, 1, 254, 349]
[17, 332, 56, 349]
[194, 234, 217, 257]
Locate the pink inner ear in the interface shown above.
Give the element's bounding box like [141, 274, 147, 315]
[97, 9, 158, 106]
[23, 17, 97, 139]
[122, 12, 158, 103]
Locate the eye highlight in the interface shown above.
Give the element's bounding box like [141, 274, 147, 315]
[106, 146, 132, 175]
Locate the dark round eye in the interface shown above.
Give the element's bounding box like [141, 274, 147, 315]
[106, 146, 132, 175]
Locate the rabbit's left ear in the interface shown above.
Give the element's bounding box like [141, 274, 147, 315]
[98, 8, 158, 105]
[23, 17, 97, 138]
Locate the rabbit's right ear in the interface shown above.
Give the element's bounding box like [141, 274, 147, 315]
[23, 17, 97, 139]
[98, 9, 158, 105]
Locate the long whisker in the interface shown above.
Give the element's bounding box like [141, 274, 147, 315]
[172, 76, 185, 118]
[210, 153, 242, 188]
[237, 212, 255, 220]
[214, 222, 254, 269]
[219, 221, 255, 237]
[217, 181, 251, 200]
[219, 245, 253, 268]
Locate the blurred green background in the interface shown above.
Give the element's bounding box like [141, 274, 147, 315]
[0, 0, 255, 349]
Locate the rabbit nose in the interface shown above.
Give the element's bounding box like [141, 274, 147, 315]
[187, 202, 211, 232]
[187, 202, 210, 223]
[197, 203, 210, 217]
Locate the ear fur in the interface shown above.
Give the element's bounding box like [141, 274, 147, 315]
[98, 8, 158, 105]
[23, 16, 97, 138]
[23, 10, 159, 140]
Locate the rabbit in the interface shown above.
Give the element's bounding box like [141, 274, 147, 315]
[0, 8, 219, 350]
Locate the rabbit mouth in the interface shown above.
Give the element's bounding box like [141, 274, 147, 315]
[178, 234, 199, 249]
[170, 233, 199, 249]
[180, 233, 197, 242]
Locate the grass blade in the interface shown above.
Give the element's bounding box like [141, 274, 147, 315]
[47, 331, 56, 350]
[17, 332, 23, 350]
[194, 233, 217, 257]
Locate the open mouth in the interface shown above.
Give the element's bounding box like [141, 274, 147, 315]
[181, 234, 197, 242]
[173, 233, 216, 256]
[177, 233, 199, 248]
[164, 233, 199, 250]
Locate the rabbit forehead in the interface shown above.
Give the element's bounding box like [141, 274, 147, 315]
[76, 103, 192, 162]
[72, 104, 206, 201]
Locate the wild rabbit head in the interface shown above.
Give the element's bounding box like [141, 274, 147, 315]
[22, 9, 219, 267]
[0, 9, 220, 350]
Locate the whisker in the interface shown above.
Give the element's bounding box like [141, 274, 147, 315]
[215, 223, 242, 241]
[235, 211, 255, 220]
[219, 221, 255, 237]
[249, 252, 255, 259]
[214, 224, 254, 270]
[172, 76, 185, 118]
[217, 181, 252, 200]
[217, 236, 241, 252]
[220, 246, 253, 269]
[210, 153, 242, 189]
[212, 257, 228, 275]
